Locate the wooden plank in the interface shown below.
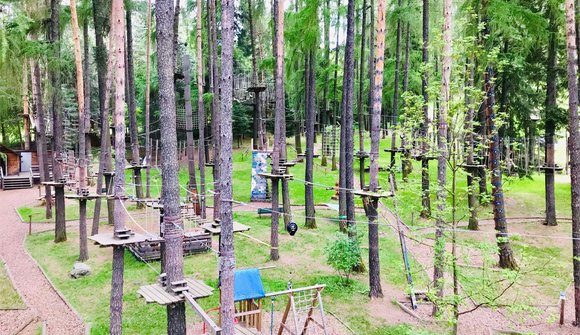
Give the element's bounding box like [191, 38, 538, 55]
[183, 292, 221, 335]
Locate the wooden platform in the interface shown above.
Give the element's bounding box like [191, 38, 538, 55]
[41, 181, 75, 187]
[257, 172, 293, 180]
[138, 278, 214, 305]
[351, 190, 394, 198]
[127, 232, 211, 261]
[89, 232, 153, 246]
[247, 86, 266, 93]
[538, 165, 564, 172]
[200, 221, 251, 235]
[65, 193, 107, 200]
[235, 325, 259, 335]
[125, 164, 147, 170]
[384, 147, 405, 153]
[355, 151, 370, 158]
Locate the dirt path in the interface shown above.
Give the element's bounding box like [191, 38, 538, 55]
[0, 188, 85, 335]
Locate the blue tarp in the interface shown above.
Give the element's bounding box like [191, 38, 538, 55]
[234, 269, 266, 302]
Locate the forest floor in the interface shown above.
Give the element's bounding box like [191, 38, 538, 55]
[7, 135, 580, 334]
[0, 187, 84, 335]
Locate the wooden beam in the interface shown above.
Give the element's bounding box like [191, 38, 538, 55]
[183, 292, 221, 335]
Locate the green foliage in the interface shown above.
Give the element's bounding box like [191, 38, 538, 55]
[324, 233, 362, 285]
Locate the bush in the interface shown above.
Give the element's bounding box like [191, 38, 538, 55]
[325, 233, 362, 285]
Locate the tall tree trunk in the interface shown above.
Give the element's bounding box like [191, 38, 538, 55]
[209, 0, 220, 220]
[184, 55, 199, 213]
[271, 0, 285, 261]
[50, 0, 66, 243]
[420, 0, 431, 218]
[357, 0, 367, 188]
[248, 0, 264, 150]
[156, 1, 186, 333]
[92, 0, 113, 233]
[218, 0, 236, 330]
[331, 0, 341, 172]
[482, 0, 517, 270]
[321, 0, 330, 167]
[342, 0, 356, 229]
[564, 0, 580, 326]
[432, 0, 451, 316]
[401, 21, 412, 181]
[390, 0, 402, 174]
[22, 64, 31, 151]
[544, 2, 558, 226]
[465, 58, 479, 231]
[126, 5, 144, 208]
[366, 0, 385, 299]
[83, 12, 92, 161]
[145, 0, 152, 198]
[305, 50, 317, 229]
[31, 61, 52, 219]
[367, 0, 375, 138]
[196, 0, 206, 219]
[109, 1, 127, 333]
[70, 0, 89, 262]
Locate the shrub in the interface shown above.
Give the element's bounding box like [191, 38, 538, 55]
[325, 233, 362, 285]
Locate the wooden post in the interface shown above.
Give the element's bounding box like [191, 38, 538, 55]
[28, 215, 32, 236]
[560, 291, 566, 325]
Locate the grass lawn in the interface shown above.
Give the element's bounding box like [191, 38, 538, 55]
[26, 209, 439, 335]
[0, 262, 25, 309]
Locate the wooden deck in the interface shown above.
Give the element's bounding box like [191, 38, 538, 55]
[138, 278, 214, 305]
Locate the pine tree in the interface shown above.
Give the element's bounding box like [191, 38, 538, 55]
[432, 0, 452, 315]
[218, 0, 237, 330]
[564, 0, 580, 325]
[367, 0, 386, 299]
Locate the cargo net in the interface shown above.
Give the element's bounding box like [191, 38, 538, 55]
[278, 288, 328, 335]
[322, 126, 339, 157]
[176, 107, 186, 130]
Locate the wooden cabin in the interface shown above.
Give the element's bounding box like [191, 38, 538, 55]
[0, 145, 20, 176]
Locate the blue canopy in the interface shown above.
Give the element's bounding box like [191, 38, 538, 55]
[234, 269, 266, 302]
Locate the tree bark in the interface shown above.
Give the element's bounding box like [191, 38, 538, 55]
[109, 1, 127, 333]
[248, 0, 264, 150]
[156, 1, 186, 333]
[432, 0, 452, 315]
[465, 56, 479, 231]
[321, 0, 330, 167]
[401, 22, 412, 181]
[271, 0, 285, 261]
[367, 0, 374, 134]
[342, 0, 356, 230]
[209, 0, 220, 220]
[70, 0, 89, 262]
[544, 2, 558, 226]
[367, 0, 386, 299]
[218, 0, 236, 331]
[50, 0, 66, 243]
[357, 0, 367, 188]
[420, 0, 431, 219]
[196, 0, 207, 218]
[31, 61, 52, 219]
[184, 55, 200, 213]
[145, 0, 152, 198]
[22, 64, 30, 151]
[390, 0, 402, 174]
[92, 0, 113, 233]
[564, 0, 580, 325]
[481, 0, 517, 270]
[126, 5, 144, 208]
[331, 0, 341, 172]
[305, 50, 317, 229]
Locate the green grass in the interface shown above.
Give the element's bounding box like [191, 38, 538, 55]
[27, 210, 436, 334]
[0, 262, 25, 309]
